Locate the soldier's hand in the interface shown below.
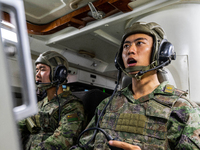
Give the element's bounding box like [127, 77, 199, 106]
[108, 140, 141, 150]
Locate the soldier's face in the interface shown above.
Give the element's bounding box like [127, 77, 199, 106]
[35, 63, 51, 84]
[122, 33, 153, 74]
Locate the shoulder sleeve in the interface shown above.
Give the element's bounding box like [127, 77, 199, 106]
[17, 118, 30, 148]
[168, 97, 200, 149]
[33, 97, 85, 150]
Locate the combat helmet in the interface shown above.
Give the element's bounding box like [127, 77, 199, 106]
[116, 22, 175, 80]
[35, 51, 69, 91]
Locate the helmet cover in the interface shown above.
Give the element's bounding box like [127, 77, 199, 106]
[116, 22, 167, 78]
[35, 51, 69, 90]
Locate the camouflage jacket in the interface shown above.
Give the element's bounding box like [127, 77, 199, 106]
[74, 81, 200, 150]
[18, 90, 85, 150]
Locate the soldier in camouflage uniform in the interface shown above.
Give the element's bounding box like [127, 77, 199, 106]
[18, 51, 85, 150]
[72, 22, 200, 150]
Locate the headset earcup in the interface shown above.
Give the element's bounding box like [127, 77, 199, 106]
[53, 65, 68, 84]
[158, 39, 175, 66]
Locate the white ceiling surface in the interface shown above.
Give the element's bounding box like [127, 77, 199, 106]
[24, 0, 154, 24]
[27, 0, 180, 79]
[24, 0, 97, 24]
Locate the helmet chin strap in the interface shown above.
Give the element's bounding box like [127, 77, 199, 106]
[124, 60, 170, 80]
[36, 80, 59, 92]
[124, 61, 157, 80]
[37, 84, 54, 92]
[124, 66, 151, 80]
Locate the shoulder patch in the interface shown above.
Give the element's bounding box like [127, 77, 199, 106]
[67, 113, 78, 122]
[62, 93, 70, 98]
[164, 84, 175, 94]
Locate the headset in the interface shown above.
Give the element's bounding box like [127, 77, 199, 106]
[138, 39, 175, 76]
[36, 65, 68, 85]
[115, 38, 176, 76]
[53, 65, 68, 84]
[157, 39, 176, 66]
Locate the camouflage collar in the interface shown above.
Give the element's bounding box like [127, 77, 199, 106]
[42, 90, 71, 107]
[120, 81, 170, 103]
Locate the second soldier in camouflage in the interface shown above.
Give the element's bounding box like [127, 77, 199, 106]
[18, 51, 85, 150]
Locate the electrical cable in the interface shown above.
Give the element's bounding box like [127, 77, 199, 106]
[79, 127, 123, 150]
[55, 84, 61, 124]
[77, 69, 122, 148]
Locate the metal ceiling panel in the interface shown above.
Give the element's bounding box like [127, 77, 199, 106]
[56, 31, 119, 63]
[24, 0, 97, 24]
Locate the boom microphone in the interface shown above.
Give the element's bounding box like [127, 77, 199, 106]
[35, 80, 58, 85]
[137, 59, 170, 76]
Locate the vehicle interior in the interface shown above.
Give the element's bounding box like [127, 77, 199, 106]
[1, 0, 200, 149]
[2, 0, 199, 109]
